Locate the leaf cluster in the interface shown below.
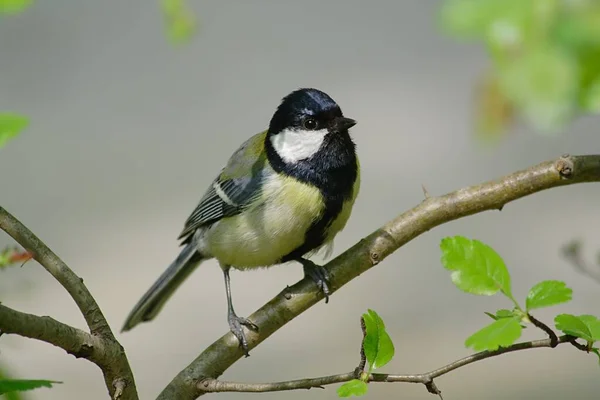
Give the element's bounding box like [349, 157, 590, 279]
[337, 310, 395, 397]
[337, 235, 599, 397]
[440, 0, 600, 137]
[440, 236, 599, 357]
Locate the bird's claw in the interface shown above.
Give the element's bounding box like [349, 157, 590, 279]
[228, 313, 258, 357]
[302, 260, 331, 303]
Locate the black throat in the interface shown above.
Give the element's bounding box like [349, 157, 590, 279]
[265, 131, 358, 262]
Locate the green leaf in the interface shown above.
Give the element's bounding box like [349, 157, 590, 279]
[591, 348, 600, 366]
[495, 309, 514, 318]
[578, 315, 600, 341]
[439, 0, 498, 37]
[554, 314, 600, 342]
[526, 280, 573, 311]
[440, 236, 512, 297]
[337, 379, 368, 398]
[439, 0, 523, 38]
[498, 46, 579, 131]
[582, 77, 600, 113]
[485, 309, 515, 320]
[0, 369, 22, 400]
[439, 0, 540, 46]
[160, 0, 197, 44]
[0, 0, 33, 14]
[0, 113, 28, 148]
[362, 309, 395, 370]
[554, 8, 600, 48]
[465, 317, 522, 351]
[0, 379, 61, 395]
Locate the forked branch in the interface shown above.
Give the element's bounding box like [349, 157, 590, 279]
[198, 335, 584, 395]
[0, 207, 138, 400]
[158, 154, 600, 399]
[2, 154, 599, 400]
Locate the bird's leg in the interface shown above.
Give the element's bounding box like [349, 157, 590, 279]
[221, 264, 258, 357]
[298, 258, 330, 303]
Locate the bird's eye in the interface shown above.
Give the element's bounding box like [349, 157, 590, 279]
[303, 118, 317, 130]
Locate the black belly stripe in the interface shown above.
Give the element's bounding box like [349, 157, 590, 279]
[280, 194, 345, 262]
[265, 131, 358, 262]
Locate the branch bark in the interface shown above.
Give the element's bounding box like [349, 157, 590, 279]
[0, 304, 111, 367]
[0, 207, 138, 400]
[158, 154, 600, 399]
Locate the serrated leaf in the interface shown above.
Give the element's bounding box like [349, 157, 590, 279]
[0, 0, 34, 14]
[554, 314, 600, 342]
[0, 113, 28, 148]
[440, 236, 512, 297]
[465, 317, 522, 351]
[337, 379, 368, 398]
[0, 379, 61, 394]
[578, 315, 600, 341]
[362, 309, 395, 370]
[526, 280, 573, 311]
[555, 314, 592, 341]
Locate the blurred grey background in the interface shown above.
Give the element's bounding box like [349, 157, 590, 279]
[1, 1, 599, 399]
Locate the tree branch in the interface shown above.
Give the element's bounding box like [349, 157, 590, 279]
[0, 207, 110, 338]
[0, 304, 110, 365]
[159, 154, 600, 399]
[198, 335, 580, 394]
[0, 207, 138, 400]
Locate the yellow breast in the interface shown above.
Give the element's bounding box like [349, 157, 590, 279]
[204, 172, 325, 268]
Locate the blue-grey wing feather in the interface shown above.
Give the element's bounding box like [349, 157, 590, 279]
[177, 174, 263, 241]
[177, 132, 269, 242]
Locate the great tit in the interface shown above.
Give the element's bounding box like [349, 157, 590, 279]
[121, 88, 360, 355]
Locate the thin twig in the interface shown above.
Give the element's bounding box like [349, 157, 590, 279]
[425, 380, 443, 400]
[566, 335, 590, 352]
[421, 184, 430, 199]
[356, 316, 367, 374]
[198, 336, 580, 394]
[159, 154, 600, 400]
[528, 314, 559, 347]
[0, 207, 139, 400]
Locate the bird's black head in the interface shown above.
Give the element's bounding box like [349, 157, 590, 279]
[266, 88, 357, 165]
[268, 88, 356, 136]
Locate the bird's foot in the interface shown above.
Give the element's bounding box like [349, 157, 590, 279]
[228, 312, 258, 357]
[302, 259, 331, 303]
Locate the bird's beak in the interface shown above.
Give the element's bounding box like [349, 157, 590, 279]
[332, 117, 357, 133]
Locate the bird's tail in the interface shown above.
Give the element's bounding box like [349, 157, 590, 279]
[121, 243, 204, 332]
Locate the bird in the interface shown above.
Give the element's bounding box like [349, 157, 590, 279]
[121, 88, 360, 356]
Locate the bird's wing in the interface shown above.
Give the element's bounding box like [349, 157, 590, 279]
[177, 130, 269, 242]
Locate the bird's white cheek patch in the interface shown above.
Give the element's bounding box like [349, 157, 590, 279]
[270, 128, 328, 163]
